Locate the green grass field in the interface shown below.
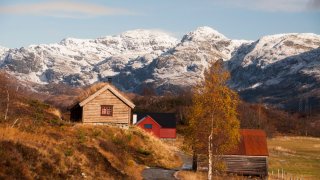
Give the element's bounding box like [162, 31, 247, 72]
[268, 136, 320, 179]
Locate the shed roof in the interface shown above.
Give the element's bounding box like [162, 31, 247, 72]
[136, 113, 177, 128]
[227, 129, 269, 156]
[78, 83, 135, 109]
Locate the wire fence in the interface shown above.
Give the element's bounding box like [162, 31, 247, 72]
[269, 169, 305, 180]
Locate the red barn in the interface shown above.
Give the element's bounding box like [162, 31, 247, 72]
[135, 113, 177, 139]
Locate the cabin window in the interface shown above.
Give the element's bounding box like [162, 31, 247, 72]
[144, 124, 152, 129]
[101, 105, 113, 116]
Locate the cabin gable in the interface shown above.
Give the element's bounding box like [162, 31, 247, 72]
[136, 116, 162, 137]
[82, 89, 132, 125]
[135, 113, 177, 139]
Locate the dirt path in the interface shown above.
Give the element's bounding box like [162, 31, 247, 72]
[142, 151, 192, 180]
[142, 168, 177, 180]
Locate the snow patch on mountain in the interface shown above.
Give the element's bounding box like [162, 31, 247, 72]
[149, 27, 252, 90]
[236, 33, 320, 69]
[0, 29, 178, 86]
[0, 46, 9, 65]
[1, 27, 320, 109]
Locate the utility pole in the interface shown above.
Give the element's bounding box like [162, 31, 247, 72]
[258, 98, 262, 128]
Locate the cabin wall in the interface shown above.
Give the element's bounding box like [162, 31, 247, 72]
[82, 89, 131, 124]
[136, 116, 161, 138]
[159, 128, 176, 139]
[196, 155, 268, 177]
[223, 155, 268, 176]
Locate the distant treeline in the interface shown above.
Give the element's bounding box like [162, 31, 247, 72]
[133, 93, 320, 137]
[1, 71, 319, 137]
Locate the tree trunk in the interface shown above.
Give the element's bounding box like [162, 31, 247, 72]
[208, 133, 213, 180]
[4, 89, 9, 121]
[192, 151, 198, 171]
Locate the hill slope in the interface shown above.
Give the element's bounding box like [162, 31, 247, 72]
[0, 73, 180, 179]
[0, 125, 180, 179]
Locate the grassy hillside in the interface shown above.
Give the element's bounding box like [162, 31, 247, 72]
[177, 136, 320, 180]
[0, 125, 181, 179]
[268, 136, 320, 179]
[0, 72, 181, 179]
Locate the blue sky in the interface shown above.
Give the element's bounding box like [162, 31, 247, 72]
[0, 0, 319, 48]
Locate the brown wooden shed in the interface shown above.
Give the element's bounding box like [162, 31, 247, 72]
[196, 129, 269, 177]
[70, 83, 135, 127]
[223, 129, 269, 176]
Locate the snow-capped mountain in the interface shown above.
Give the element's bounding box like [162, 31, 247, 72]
[148, 26, 252, 92]
[0, 46, 9, 62]
[228, 33, 320, 108]
[0, 29, 178, 85]
[1, 27, 319, 110]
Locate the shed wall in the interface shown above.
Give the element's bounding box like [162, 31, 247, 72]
[136, 116, 161, 138]
[159, 128, 176, 139]
[196, 155, 268, 176]
[82, 89, 131, 124]
[223, 155, 268, 176]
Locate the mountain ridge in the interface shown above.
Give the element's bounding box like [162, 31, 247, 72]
[1, 27, 319, 110]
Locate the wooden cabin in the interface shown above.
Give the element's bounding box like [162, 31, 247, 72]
[134, 113, 177, 139]
[70, 83, 135, 127]
[197, 129, 269, 177]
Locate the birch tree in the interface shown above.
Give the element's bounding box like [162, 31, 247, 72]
[187, 61, 240, 179]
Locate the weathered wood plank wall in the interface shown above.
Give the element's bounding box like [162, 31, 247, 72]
[223, 155, 268, 176]
[196, 155, 268, 177]
[82, 89, 131, 124]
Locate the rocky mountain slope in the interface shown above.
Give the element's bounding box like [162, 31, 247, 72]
[0, 29, 178, 86]
[228, 33, 320, 109]
[1, 27, 319, 110]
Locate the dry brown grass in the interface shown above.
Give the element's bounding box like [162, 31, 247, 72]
[77, 82, 107, 102]
[131, 127, 182, 168]
[76, 82, 134, 104]
[177, 171, 207, 180]
[177, 171, 250, 180]
[0, 124, 180, 179]
[268, 136, 320, 179]
[46, 107, 62, 119]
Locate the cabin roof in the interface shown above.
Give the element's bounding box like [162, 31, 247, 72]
[227, 129, 269, 156]
[135, 115, 162, 127]
[136, 113, 177, 128]
[78, 83, 135, 109]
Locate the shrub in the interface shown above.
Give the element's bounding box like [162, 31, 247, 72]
[92, 128, 102, 137]
[76, 130, 87, 143]
[136, 148, 151, 156]
[64, 148, 73, 157]
[111, 136, 124, 145]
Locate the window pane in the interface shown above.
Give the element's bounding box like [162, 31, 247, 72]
[101, 105, 113, 116]
[107, 107, 112, 115]
[144, 124, 152, 129]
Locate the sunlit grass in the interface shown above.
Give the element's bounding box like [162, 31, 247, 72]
[268, 136, 320, 179]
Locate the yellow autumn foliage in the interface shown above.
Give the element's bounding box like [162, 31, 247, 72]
[186, 60, 240, 172]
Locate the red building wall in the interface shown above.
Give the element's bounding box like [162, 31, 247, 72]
[136, 116, 161, 138]
[159, 128, 176, 139]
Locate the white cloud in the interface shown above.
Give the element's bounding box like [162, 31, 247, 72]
[0, 1, 136, 18]
[307, 0, 320, 10]
[217, 0, 320, 12]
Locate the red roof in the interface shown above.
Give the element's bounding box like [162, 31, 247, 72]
[227, 129, 269, 156]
